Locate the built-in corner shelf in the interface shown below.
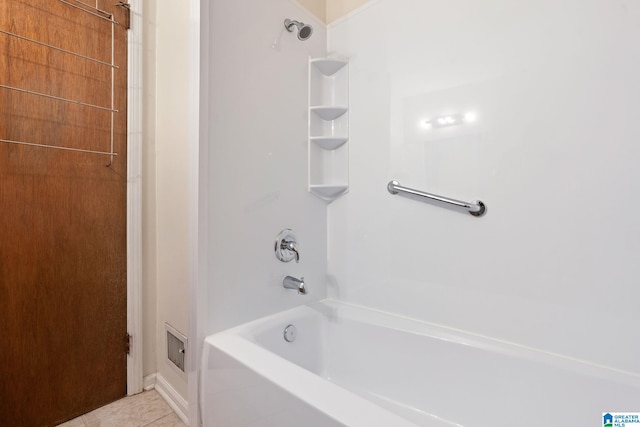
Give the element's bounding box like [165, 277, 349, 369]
[310, 136, 348, 150]
[309, 185, 349, 200]
[309, 58, 347, 76]
[308, 56, 349, 203]
[310, 106, 348, 121]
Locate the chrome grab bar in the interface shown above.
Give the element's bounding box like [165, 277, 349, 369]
[387, 180, 486, 217]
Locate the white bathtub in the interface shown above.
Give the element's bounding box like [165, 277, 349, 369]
[201, 300, 640, 426]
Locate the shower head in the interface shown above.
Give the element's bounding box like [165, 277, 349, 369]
[284, 19, 313, 41]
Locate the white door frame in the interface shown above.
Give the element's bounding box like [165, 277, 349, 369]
[127, 0, 144, 396]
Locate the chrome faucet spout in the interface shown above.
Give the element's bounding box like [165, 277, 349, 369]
[283, 276, 306, 295]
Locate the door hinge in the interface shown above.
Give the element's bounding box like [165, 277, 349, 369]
[125, 333, 132, 355]
[116, 1, 131, 30]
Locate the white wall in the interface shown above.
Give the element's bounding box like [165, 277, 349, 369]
[328, 0, 640, 374]
[142, 0, 191, 402]
[155, 0, 191, 400]
[204, 0, 328, 335]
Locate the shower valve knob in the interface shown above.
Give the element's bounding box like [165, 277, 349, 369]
[275, 229, 300, 263]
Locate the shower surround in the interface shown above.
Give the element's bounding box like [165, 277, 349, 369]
[195, 0, 640, 424]
[327, 0, 640, 374]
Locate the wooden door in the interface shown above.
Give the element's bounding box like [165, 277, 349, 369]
[0, 1, 129, 425]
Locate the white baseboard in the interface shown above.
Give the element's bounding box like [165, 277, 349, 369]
[143, 373, 189, 425]
[143, 373, 157, 391]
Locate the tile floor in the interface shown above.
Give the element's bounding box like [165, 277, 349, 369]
[56, 390, 186, 427]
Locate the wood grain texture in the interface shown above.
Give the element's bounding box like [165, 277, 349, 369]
[0, 1, 128, 425]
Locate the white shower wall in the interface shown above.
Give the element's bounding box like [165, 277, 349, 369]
[204, 0, 328, 334]
[327, 0, 640, 374]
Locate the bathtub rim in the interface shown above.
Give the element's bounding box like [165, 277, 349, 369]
[207, 298, 640, 388]
[317, 299, 640, 387]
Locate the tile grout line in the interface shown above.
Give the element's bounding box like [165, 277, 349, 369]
[141, 409, 175, 427]
[139, 389, 175, 426]
[142, 413, 181, 427]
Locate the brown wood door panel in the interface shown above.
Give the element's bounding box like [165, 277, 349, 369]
[0, 1, 128, 425]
